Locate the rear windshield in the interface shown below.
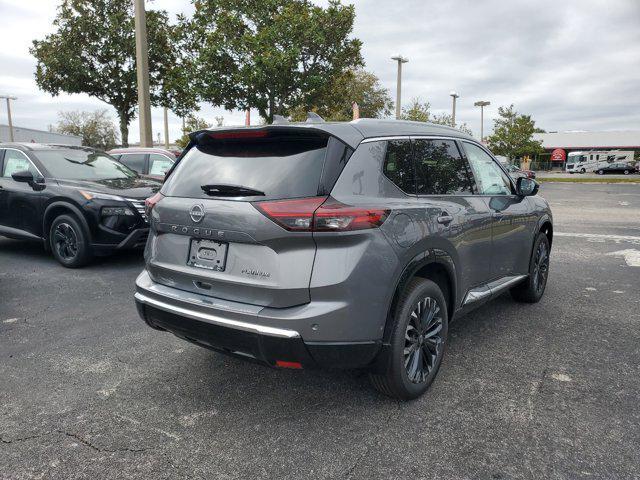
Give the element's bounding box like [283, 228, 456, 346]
[161, 132, 329, 200]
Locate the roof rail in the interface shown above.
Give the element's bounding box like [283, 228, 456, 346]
[272, 115, 289, 125]
[306, 112, 325, 123]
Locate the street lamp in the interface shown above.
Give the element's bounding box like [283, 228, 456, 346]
[449, 91, 460, 126]
[0, 95, 17, 142]
[474, 100, 490, 142]
[134, 0, 152, 147]
[391, 54, 409, 119]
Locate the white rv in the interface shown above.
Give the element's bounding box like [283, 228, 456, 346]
[566, 150, 635, 173]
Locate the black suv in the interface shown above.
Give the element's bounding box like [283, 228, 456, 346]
[0, 143, 161, 267]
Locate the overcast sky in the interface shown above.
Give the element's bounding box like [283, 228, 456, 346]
[0, 0, 639, 144]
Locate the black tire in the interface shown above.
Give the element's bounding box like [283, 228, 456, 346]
[580, 168, 586, 173]
[49, 214, 93, 268]
[624, 170, 629, 175]
[510, 233, 550, 303]
[369, 278, 448, 400]
[597, 170, 604, 175]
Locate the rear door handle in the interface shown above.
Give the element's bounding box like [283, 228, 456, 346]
[437, 213, 453, 225]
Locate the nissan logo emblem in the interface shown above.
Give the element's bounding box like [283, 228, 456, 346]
[189, 204, 205, 223]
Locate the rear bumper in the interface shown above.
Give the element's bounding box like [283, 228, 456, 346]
[134, 270, 380, 369]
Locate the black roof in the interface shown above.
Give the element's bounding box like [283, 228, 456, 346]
[193, 118, 475, 150]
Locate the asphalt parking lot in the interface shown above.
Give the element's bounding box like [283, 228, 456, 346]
[1, 183, 639, 480]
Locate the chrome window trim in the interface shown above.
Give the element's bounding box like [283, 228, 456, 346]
[0, 147, 45, 178]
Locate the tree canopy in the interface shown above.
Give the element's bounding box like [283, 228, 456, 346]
[57, 110, 119, 150]
[290, 68, 393, 121]
[401, 98, 473, 136]
[486, 105, 544, 160]
[31, 0, 195, 146]
[186, 0, 363, 123]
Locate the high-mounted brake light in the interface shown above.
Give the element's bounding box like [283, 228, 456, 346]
[209, 130, 269, 140]
[252, 197, 389, 232]
[144, 192, 164, 216]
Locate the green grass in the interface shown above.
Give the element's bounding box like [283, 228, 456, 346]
[537, 177, 640, 184]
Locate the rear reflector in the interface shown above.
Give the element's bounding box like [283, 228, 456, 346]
[252, 196, 389, 232]
[275, 360, 303, 369]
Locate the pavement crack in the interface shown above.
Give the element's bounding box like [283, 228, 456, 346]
[1, 433, 47, 444]
[57, 430, 147, 454]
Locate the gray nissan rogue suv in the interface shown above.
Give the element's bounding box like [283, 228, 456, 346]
[134, 119, 552, 400]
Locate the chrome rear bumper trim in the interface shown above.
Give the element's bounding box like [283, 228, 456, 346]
[134, 292, 301, 339]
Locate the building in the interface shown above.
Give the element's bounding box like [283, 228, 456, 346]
[0, 124, 82, 145]
[533, 130, 640, 169]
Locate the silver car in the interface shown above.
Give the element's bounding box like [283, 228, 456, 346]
[135, 119, 553, 399]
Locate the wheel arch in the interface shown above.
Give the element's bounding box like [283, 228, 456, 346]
[382, 249, 458, 344]
[537, 215, 553, 248]
[43, 201, 92, 243]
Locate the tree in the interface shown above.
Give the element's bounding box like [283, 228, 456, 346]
[486, 105, 544, 160]
[401, 98, 473, 135]
[175, 115, 212, 148]
[290, 68, 393, 121]
[187, 0, 363, 123]
[31, 0, 194, 146]
[401, 98, 431, 122]
[57, 110, 119, 150]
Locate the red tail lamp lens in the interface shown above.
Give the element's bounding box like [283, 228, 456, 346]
[275, 360, 303, 369]
[253, 196, 327, 231]
[144, 192, 164, 216]
[252, 197, 389, 232]
[314, 199, 389, 231]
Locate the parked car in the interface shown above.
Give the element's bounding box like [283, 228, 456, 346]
[0, 143, 161, 267]
[506, 164, 536, 179]
[596, 162, 636, 175]
[134, 119, 553, 400]
[108, 147, 177, 180]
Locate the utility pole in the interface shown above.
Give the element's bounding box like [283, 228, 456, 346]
[474, 100, 490, 142]
[134, 0, 152, 147]
[450, 91, 460, 126]
[163, 106, 169, 149]
[1, 95, 17, 142]
[391, 55, 408, 119]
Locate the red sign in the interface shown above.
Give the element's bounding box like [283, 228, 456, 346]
[550, 148, 566, 162]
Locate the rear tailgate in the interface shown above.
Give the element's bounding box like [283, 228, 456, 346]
[146, 128, 352, 308]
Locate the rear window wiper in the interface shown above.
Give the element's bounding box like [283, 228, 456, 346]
[200, 184, 265, 197]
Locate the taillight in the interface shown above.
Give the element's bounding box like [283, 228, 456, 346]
[253, 196, 326, 231]
[252, 196, 389, 232]
[145, 192, 164, 216]
[314, 198, 389, 231]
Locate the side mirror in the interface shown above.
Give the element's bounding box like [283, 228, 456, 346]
[11, 170, 34, 184]
[517, 177, 539, 197]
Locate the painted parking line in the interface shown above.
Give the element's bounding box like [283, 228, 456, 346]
[556, 232, 640, 243]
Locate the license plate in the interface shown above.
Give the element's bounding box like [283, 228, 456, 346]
[187, 239, 228, 271]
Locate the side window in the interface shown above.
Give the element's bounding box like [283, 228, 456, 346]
[2, 150, 38, 178]
[148, 154, 174, 176]
[118, 153, 146, 173]
[462, 142, 513, 195]
[414, 139, 474, 195]
[383, 140, 414, 194]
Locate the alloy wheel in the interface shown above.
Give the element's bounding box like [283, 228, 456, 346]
[53, 223, 79, 261]
[404, 297, 443, 384]
[532, 241, 549, 294]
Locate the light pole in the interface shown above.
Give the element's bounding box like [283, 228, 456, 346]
[391, 54, 408, 119]
[474, 100, 490, 142]
[163, 106, 169, 149]
[450, 91, 460, 126]
[1, 95, 17, 142]
[134, 0, 152, 147]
